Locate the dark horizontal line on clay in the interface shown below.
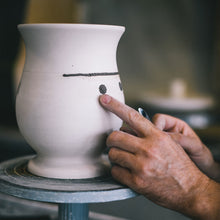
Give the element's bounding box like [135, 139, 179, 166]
[63, 72, 119, 77]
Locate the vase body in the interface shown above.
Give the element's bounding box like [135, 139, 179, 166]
[16, 24, 125, 179]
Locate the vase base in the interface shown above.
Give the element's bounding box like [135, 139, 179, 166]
[27, 156, 110, 179]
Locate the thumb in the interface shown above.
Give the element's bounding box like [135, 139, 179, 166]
[168, 132, 202, 156]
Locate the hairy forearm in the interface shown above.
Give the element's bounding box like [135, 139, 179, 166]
[187, 178, 220, 220]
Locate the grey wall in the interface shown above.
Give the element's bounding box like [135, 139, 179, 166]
[80, 0, 217, 102]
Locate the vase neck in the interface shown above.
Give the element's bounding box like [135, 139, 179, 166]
[18, 24, 125, 73]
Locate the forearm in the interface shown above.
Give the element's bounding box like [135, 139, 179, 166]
[186, 178, 220, 220]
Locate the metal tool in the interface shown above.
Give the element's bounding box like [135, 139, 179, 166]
[138, 107, 150, 120]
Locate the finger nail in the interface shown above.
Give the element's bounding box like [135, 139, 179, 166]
[100, 94, 111, 104]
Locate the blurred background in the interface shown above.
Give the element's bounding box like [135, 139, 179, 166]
[0, 0, 219, 219]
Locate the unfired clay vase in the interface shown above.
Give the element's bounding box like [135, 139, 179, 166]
[16, 24, 125, 179]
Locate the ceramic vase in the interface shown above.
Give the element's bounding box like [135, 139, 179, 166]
[16, 24, 125, 179]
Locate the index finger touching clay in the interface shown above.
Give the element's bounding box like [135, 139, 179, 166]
[99, 94, 154, 137]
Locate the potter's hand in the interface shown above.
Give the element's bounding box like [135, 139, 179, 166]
[99, 94, 220, 220]
[152, 114, 220, 182]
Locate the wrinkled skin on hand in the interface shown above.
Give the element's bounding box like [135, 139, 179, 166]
[152, 114, 220, 182]
[99, 94, 220, 220]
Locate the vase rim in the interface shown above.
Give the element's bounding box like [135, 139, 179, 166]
[18, 23, 125, 31]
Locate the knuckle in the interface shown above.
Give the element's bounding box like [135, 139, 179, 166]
[155, 130, 169, 142]
[106, 131, 120, 146]
[109, 148, 128, 168]
[108, 147, 116, 160]
[132, 175, 140, 186]
[141, 130, 171, 154]
[169, 133, 181, 142]
[137, 161, 149, 176]
[132, 175, 145, 190]
[128, 110, 140, 124]
[138, 140, 148, 155]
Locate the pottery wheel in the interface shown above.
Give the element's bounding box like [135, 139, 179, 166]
[0, 156, 137, 204]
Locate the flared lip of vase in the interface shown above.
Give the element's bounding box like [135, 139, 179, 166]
[17, 23, 125, 32]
